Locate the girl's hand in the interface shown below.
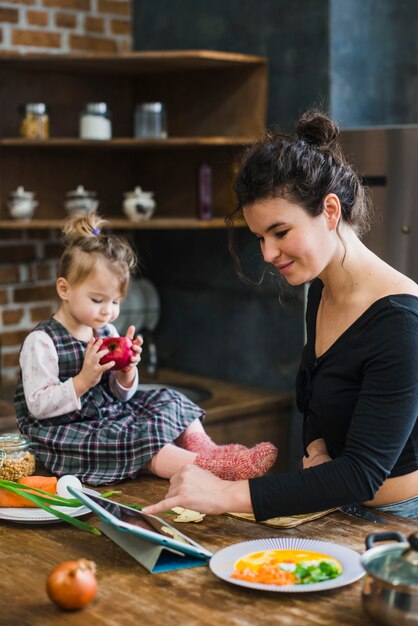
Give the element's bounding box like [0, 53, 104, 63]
[73, 337, 114, 397]
[142, 465, 253, 516]
[115, 325, 143, 388]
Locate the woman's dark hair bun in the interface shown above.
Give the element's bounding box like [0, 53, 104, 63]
[295, 109, 340, 149]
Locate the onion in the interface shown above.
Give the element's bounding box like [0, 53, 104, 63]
[46, 559, 97, 610]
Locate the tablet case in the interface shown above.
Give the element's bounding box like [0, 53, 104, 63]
[99, 520, 209, 573]
[69, 486, 211, 574]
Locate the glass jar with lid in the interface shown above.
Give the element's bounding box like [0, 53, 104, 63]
[79, 102, 112, 140]
[134, 102, 167, 138]
[0, 433, 35, 481]
[19, 103, 49, 139]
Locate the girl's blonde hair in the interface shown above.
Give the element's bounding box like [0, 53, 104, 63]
[57, 213, 138, 296]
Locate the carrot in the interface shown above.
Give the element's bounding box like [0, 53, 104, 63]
[0, 476, 57, 507]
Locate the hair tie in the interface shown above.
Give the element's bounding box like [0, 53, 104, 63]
[92, 227, 101, 235]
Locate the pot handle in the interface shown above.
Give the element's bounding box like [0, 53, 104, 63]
[366, 531, 406, 550]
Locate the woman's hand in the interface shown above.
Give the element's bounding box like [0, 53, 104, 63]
[115, 325, 143, 388]
[303, 438, 332, 469]
[142, 465, 253, 516]
[73, 337, 114, 397]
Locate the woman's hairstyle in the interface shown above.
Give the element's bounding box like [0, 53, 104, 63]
[231, 109, 370, 232]
[227, 109, 372, 282]
[57, 213, 138, 296]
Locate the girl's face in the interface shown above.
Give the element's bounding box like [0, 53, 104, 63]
[243, 196, 338, 286]
[58, 263, 123, 330]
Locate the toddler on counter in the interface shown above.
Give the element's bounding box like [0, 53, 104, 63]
[15, 213, 277, 485]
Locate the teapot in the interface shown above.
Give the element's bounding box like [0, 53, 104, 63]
[123, 186, 156, 222]
[7, 186, 38, 221]
[64, 185, 99, 215]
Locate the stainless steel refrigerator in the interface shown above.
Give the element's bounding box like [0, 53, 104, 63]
[340, 126, 417, 282]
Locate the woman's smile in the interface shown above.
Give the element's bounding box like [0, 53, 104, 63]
[276, 260, 294, 274]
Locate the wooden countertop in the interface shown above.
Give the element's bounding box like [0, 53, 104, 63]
[140, 368, 293, 423]
[2, 474, 417, 625]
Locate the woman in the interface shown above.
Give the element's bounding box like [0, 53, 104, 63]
[143, 110, 418, 521]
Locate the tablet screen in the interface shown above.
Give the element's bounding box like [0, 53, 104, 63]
[84, 492, 194, 546]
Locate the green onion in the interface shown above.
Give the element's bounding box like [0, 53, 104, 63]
[0, 479, 100, 535]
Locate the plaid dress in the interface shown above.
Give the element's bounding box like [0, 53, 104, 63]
[15, 318, 204, 485]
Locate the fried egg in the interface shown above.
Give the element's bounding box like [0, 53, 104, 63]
[234, 548, 342, 573]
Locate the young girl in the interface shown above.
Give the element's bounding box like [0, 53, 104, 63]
[15, 214, 277, 485]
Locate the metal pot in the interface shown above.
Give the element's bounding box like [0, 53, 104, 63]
[361, 532, 418, 625]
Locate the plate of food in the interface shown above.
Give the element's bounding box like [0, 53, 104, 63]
[210, 537, 364, 592]
[0, 504, 91, 524]
[0, 474, 91, 524]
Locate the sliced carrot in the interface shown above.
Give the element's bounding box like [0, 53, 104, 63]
[0, 476, 57, 507]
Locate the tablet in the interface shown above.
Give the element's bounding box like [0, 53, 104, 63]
[68, 486, 213, 560]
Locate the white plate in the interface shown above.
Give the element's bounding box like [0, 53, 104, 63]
[210, 537, 364, 593]
[0, 505, 91, 524]
[115, 279, 147, 334]
[139, 278, 160, 331]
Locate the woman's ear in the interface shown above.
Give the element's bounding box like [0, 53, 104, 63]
[323, 194, 341, 230]
[56, 277, 70, 301]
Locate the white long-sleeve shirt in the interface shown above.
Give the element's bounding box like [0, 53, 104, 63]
[19, 328, 138, 420]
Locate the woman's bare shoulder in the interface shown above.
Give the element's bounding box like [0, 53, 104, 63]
[374, 262, 418, 298]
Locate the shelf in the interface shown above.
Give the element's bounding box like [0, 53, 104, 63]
[0, 137, 256, 150]
[0, 217, 246, 230]
[0, 50, 266, 74]
[0, 50, 267, 230]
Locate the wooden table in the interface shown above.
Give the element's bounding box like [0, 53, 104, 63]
[2, 474, 417, 626]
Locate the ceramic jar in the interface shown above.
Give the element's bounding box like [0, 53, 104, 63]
[7, 186, 38, 220]
[123, 186, 156, 222]
[64, 185, 99, 215]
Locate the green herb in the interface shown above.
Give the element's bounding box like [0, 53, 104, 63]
[294, 561, 341, 584]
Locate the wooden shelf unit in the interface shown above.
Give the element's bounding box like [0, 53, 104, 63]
[0, 51, 267, 228]
[0, 217, 247, 230]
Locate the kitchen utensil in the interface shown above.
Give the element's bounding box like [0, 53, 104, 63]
[210, 536, 364, 593]
[64, 185, 99, 215]
[340, 504, 387, 525]
[361, 531, 418, 625]
[7, 186, 38, 220]
[122, 186, 156, 222]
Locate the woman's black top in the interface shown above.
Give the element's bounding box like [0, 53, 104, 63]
[249, 279, 418, 521]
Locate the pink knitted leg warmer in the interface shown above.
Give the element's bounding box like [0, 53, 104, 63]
[176, 431, 247, 454]
[194, 442, 278, 480]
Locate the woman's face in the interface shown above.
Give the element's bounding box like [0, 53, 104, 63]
[243, 196, 337, 286]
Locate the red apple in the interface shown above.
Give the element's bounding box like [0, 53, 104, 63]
[99, 336, 134, 371]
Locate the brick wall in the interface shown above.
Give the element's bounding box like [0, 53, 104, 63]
[0, 0, 132, 54]
[0, 229, 62, 399]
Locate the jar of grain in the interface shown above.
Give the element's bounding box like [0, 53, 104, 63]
[19, 103, 49, 139]
[0, 434, 35, 481]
